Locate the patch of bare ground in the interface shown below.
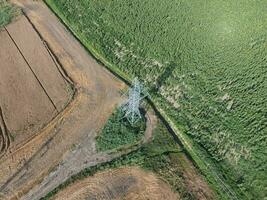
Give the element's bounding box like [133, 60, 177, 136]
[21, 110, 156, 200]
[0, 24, 55, 150]
[52, 167, 179, 200]
[5, 15, 71, 112]
[0, 13, 74, 198]
[0, 0, 125, 199]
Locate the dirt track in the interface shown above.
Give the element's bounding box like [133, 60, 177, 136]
[52, 167, 179, 200]
[21, 109, 157, 200]
[0, 0, 125, 199]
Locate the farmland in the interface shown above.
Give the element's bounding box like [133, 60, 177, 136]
[0, 12, 73, 157]
[46, 0, 267, 199]
[0, 1, 125, 199]
[0, 11, 74, 199]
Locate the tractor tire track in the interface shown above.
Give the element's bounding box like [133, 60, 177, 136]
[0, 106, 10, 158]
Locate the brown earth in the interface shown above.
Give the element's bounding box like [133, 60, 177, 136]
[5, 15, 71, 112]
[0, 107, 10, 158]
[0, 0, 125, 199]
[0, 15, 71, 155]
[52, 167, 180, 200]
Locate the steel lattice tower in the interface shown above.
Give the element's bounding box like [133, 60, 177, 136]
[121, 78, 148, 125]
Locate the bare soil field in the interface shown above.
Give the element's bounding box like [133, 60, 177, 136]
[0, 15, 71, 155]
[52, 167, 179, 200]
[6, 16, 71, 112]
[0, 0, 125, 199]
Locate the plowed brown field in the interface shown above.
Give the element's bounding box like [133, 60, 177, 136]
[6, 16, 71, 112]
[0, 1, 125, 199]
[0, 15, 71, 156]
[0, 13, 74, 199]
[52, 167, 179, 200]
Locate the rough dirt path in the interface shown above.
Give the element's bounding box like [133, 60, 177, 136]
[21, 110, 157, 200]
[0, 0, 125, 199]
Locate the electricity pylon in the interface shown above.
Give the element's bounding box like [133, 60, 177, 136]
[121, 78, 148, 125]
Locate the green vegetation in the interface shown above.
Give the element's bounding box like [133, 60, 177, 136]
[46, 0, 267, 199]
[0, 1, 19, 28]
[96, 109, 145, 151]
[41, 122, 198, 200]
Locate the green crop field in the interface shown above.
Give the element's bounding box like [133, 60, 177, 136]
[0, 1, 19, 28]
[46, 0, 267, 199]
